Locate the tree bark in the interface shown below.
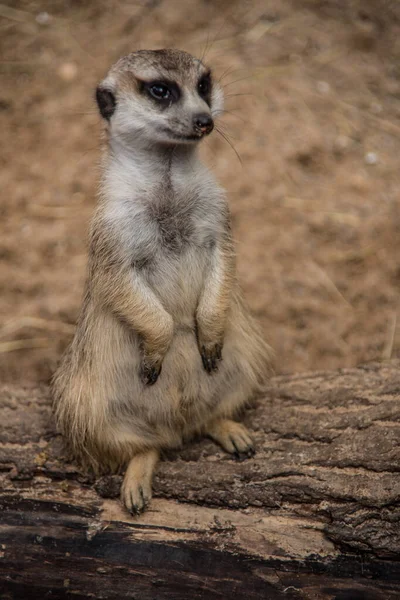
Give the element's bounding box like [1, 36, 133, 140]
[1, 360, 400, 599]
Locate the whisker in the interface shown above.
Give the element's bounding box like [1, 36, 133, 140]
[200, 9, 233, 63]
[216, 122, 239, 142]
[199, 31, 211, 63]
[217, 66, 247, 84]
[222, 74, 255, 89]
[77, 143, 102, 159]
[213, 109, 247, 124]
[215, 126, 242, 166]
[224, 92, 256, 99]
[203, 138, 218, 161]
[217, 65, 236, 83]
[63, 109, 99, 118]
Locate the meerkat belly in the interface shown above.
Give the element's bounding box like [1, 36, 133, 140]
[145, 248, 208, 325]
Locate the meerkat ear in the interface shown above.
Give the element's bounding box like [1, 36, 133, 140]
[96, 86, 116, 120]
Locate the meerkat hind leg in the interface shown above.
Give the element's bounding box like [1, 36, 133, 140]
[207, 419, 255, 461]
[121, 449, 159, 515]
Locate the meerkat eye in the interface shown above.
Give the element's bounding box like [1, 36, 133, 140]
[143, 81, 180, 105]
[149, 83, 171, 100]
[198, 74, 211, 99]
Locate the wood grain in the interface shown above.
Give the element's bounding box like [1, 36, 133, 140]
[1, 361, 399, 598]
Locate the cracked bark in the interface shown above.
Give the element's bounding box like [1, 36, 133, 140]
[1, 360, 399, 599]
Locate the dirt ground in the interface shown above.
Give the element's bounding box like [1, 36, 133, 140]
[1, 0, 400, 384]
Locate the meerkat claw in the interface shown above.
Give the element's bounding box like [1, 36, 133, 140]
[232, 439, 256, 462]
[207, 419, 256, 460]
[123, 481, 151, 515]
[140, 362, 161, 385]
[128, 486, 148, 515]
[129, 494, 141, 516]
[201, 344, 222, 373]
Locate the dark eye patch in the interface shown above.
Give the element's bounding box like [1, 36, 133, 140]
[197, 72, 212, 105]
[141, 80, 180, 106]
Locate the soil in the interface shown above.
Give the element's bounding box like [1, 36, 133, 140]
[1, 0, 400, 384]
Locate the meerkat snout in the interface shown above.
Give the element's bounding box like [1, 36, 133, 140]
[193, 113, 214, 136]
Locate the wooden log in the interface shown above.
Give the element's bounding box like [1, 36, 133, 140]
[1, 361, 400, 599]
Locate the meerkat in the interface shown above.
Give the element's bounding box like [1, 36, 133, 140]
[52, 49, 273, 515]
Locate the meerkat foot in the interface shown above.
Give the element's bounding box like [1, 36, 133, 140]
[121, 449, 159, 515]
[207, 419, 255, 461]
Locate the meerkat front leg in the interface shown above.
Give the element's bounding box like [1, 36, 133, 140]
[121, 449, 159, 515]
[196, 238, 235, 373]
[112, 271, 173, 385]
[207, 419, 255, 460]
[94, 263, 173, 384]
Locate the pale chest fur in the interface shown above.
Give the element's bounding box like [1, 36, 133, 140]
[102, 166, 229, 321]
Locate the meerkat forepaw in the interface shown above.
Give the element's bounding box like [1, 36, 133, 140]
[140, 360, 162, 385]
[200, 343, 222, 374]
[207, 419, 256, 461]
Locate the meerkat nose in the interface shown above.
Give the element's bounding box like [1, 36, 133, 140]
[193, 114, 214, 135]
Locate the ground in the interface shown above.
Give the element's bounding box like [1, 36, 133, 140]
[1, 0, 400, 384]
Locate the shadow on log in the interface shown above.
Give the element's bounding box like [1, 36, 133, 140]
[1, 361, 400, 599]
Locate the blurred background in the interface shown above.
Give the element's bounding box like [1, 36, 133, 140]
[1, 0, 400, 384]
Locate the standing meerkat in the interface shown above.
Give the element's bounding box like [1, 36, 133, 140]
[52, 49, 273, 515]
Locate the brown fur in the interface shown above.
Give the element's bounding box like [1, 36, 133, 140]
[52, 49, 274, 514]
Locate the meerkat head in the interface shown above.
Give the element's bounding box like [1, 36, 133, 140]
[96, 49, 223, 147]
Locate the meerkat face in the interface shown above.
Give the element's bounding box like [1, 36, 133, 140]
[96, 49, 223, 146]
